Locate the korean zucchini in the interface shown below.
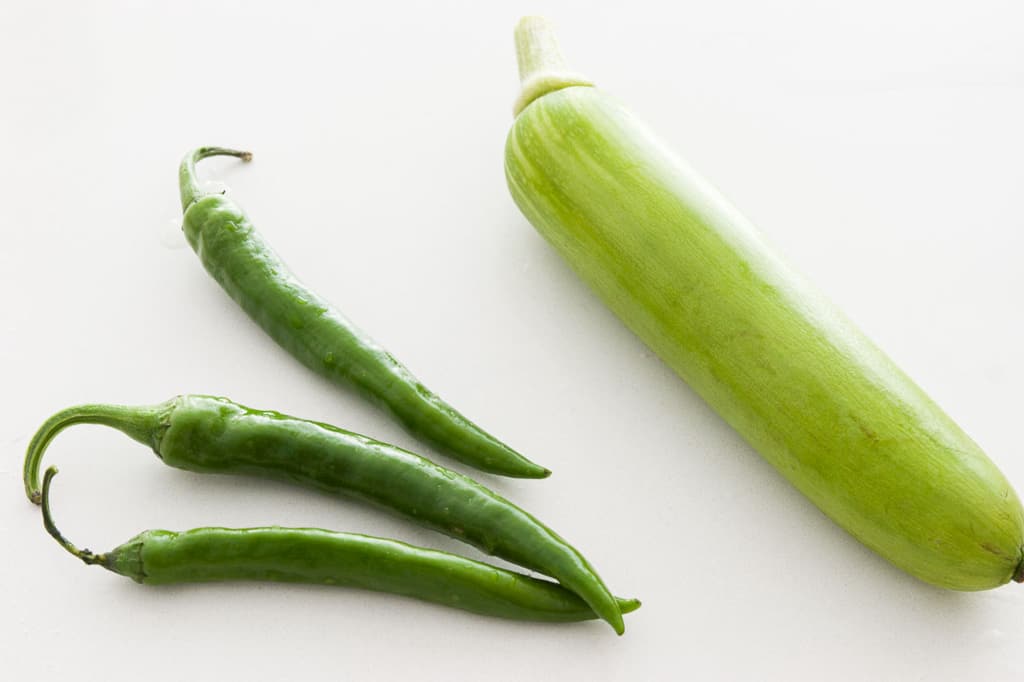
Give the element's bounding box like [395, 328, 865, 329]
[503, 16, 1024, 590]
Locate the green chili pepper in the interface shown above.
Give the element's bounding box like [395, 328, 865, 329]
[38, 467, 639, 624]
[178, 147, 548, 479]
[23, 395, 626, 633]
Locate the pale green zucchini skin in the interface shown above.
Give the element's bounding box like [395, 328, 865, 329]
[504, 20, 1024, 590]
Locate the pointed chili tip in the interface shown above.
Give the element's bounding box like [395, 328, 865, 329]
[491, 464, 550, 480]
[618, 598, 641, 615]
[512, 463, 551, 479]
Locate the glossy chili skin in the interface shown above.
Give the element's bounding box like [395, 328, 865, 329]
[90, 525, 640, 622]
[177, 147, 547, 479]
[35, 467, 639, 624]
[23, 396, 625, 633]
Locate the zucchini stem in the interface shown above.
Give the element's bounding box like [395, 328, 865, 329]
[512, 16, 593, 116]
[515, 16, 568, 83]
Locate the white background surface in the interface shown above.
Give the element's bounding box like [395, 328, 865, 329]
[3, 1, 1023, 679]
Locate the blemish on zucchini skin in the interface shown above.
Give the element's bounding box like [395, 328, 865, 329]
[981, 542, 1011, 559]
[851, 415, 880, 444]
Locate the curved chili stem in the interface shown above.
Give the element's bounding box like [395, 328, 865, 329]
[179, 146, 252, 211]
[40, 467, 106, 566]
[23, 403, 167, 504]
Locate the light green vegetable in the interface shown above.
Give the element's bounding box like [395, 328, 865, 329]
[504, 16, 1023, 590]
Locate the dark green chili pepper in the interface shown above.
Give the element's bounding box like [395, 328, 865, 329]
[39, 467, 639, 624]
[23, 395, 626, 633]
[178, 147, 547, 479]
